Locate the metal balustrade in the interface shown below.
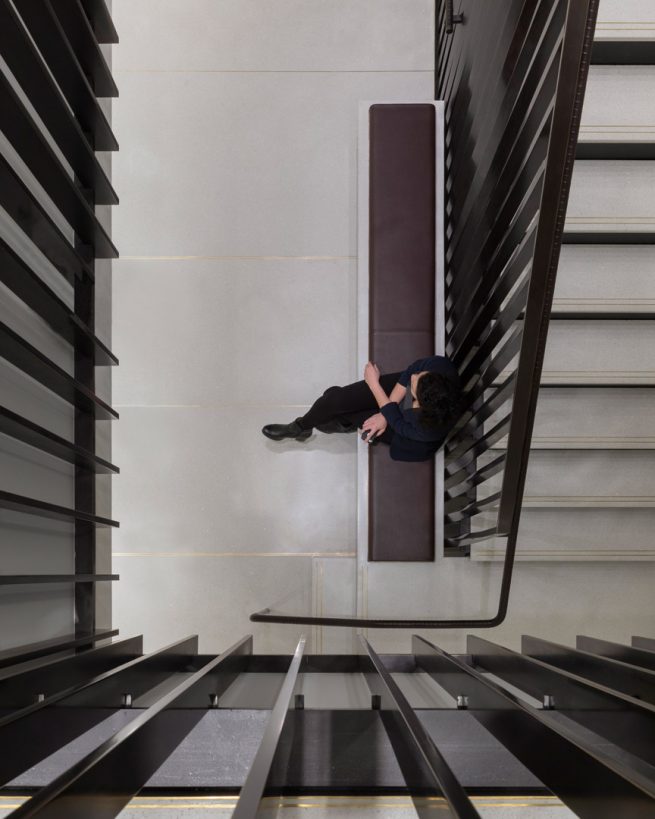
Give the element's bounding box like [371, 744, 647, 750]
[252, 0, 600, 629]
[0, 632, 652, 816]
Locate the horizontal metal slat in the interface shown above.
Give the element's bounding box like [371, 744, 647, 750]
[361, 636, 482, 819]
[577, 636, 655, 673]
[468, 635, 655, 768]
[0, 72, 118, 257]
[13, 0, 118, 150]
[0, 0, 117, 204]
[0, 240, 117, 365]
[0, 490, 119, 528]
[0, 574, 119, 584]
[522, 635, 655, 705]
[232, 636, 305, 819]
[0, 406, 118, 474]
[80, 0, 118, 44]
[0, 154, 93, 284]
[0, 321, 118, 419]
[0, 636, 201, 788]
[413, 634, 655, 818]
[7, 636, 253, 818]
[0, 630, 118, 671]
[0, 636, 141, 708]
[52, 0, 119, 97]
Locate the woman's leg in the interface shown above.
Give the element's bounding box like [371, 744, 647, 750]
[297, 373, 401, 431]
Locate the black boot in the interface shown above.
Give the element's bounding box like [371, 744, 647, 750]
[262, 420, 312, 442]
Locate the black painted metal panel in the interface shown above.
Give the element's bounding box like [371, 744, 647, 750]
[232, 636, 305, 818]
[0, 0, 117, 203]
[51, 0, 119, 97]
[0, 322, 118, 419]
[361, 637, 481, 818]
[0, 636, 202, 787]
[522, 636, 655, 706]
[577, 637, 655, 673]
[0, 72, 118, 257]
[80, 0, 118, 44]
[0, 637, 141, 708]
[0, 241, 117, 365]
[0, 490, 118, 527]
[468, 635, 655, 767]
[0, 154, 93, 285]
[0, 406, 118, 474]
[413, 635, 655, 818]
[0, 631, 118, 671]
[13, 0, 118, 150]
[8, 636, 252, 818]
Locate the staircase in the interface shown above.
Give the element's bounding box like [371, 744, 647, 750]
[474, 5, 655, 563]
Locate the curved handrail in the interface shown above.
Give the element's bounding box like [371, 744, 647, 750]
[251, 0, 599, 630]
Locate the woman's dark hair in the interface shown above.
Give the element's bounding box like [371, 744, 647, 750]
[416, 372, 462, 429]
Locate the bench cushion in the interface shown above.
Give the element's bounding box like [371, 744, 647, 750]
[368, 103, 437, 562]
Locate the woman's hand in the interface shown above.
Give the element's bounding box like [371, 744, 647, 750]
[361, 412, 387, 442]
[364, 361, 380, 387]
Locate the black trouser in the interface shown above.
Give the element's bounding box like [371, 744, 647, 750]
[297, 372, 402, 443]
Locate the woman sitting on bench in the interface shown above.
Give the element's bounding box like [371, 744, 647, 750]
[262, 356, 462, 462]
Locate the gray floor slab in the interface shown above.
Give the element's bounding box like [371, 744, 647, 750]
[112, 0, 434, 72]
[112, 71, 433, 257]
[112, 406, 357, 555]
[111, 258, 357, 407]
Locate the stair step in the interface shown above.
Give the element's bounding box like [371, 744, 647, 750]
[593, 1, 655, 64]
[565, 160, 655, 242]
[544, 320, 655, 384]
[480, 450, 655, 500]
[579, 66, 655, 156]
[497, 321, 655, 385]
[471, 508, 655, 562]
[522, 495, 655, 507]
[582, 67, 655, 141]
[488, 388, 655, 449]
[552, 245, 655, 317]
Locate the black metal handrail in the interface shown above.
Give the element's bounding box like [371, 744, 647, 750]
[251, 0, 599, 629]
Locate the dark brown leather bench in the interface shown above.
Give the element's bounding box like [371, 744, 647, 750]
[368, 103, 437, 562]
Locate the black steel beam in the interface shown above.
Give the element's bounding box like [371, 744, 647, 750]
[232, 636, 305, 819]
[7, 636, 253, 818]
[633, 637, 655, 653]
[0, 241, 117, 365]
[413, 635, 655, 818]
[577, 636, 655, 673]
[0, 636, 141, 708]
[361, 637, 481, 818]
[0, 322, 118, 420]
[0, 635, 205, 787]
[51, 0, 118, 97]
[468, 635, 655, 767]
[0, 0, 117, 202]
[592, 40, 655, 65]
[0, 406, 119, 474]
[0, 630, 118, 671]
[522, 635, 655, 706]
[550, 310, 655, 321]
[13, 0, 118, 150]
[563, 231, 655, 244]
[0, 154, 93, 285]
[0, 72, 117, 257]
[0, 490, 118, 528]
[0, 575, 118, 585]
[576, 141, 655, 160]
